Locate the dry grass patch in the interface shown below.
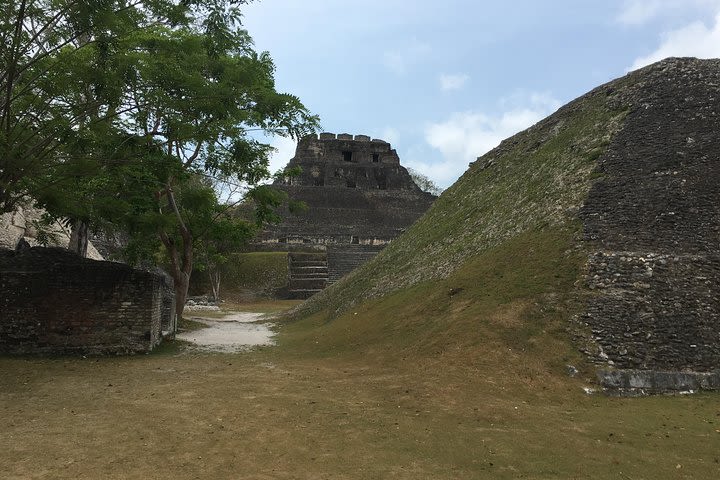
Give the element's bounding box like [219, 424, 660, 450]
[1, 350, 719, 479]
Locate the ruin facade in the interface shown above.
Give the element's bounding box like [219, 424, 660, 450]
[258, 133, 436, 298]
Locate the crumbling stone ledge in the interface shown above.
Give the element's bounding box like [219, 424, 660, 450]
[597, 369, 720, 396]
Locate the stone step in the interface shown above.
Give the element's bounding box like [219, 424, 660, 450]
[289, 253, 327, 262]
[286, 289, 324, 300]
[290, 260, 328, 268]
[285, 251, 331, 299]
[290, 271, 328, 278]
[290, 270, 330, 279]
[290, 266, 328, 273]
[289, 278, 327, 290]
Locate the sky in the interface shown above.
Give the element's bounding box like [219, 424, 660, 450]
[241, 0, 720, 189]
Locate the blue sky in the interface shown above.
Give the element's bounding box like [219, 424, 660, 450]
[242, 0, 720, 188]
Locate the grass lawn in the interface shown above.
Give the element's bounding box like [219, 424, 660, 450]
[1, 298, 719, 479]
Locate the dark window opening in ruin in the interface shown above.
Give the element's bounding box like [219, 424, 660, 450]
[303, 238, 312, 244]
[377, 178, 387, 190]
[372, 153, 380, 163]
[351, 236, 359, 244]
[342, 151, 353, 162]
[346, 178, 356, 188]
[279, 237, 287, 244]
[313, 177, 324, 186]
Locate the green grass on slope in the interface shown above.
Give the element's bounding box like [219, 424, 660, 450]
[295, 93, 628, 320]
[278, 227, 588, 378]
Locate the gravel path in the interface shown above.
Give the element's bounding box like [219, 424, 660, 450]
[176, 312, 276, 353]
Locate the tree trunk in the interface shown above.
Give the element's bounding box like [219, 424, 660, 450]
[69, 220, 89, 257]
[162, 237, 193, 322]
[209, 267, 221, 302]
[159, 183, 194, 322]
[173, 269, 191, 321]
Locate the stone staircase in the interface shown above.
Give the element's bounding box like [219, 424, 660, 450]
[287, 252, 328, 299]
[327, 244, 384, 284]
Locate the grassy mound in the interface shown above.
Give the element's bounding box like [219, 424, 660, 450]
[283, 79, 629, 368]
[280, 228, 590, 377]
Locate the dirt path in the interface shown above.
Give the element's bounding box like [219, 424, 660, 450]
[176, 312, 276, 352]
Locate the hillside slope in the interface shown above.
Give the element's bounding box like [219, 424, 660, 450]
[284, 58, 720, 393]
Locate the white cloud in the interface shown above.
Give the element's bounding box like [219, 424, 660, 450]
[420, 95, 561, 188]
[382, 39, 431, 75]
[617, 0, 720, 25]
[439, 73, 469, 91]
[617, 0, 675, 25]
[630, 12, 720, 69]
[379, 127, 400, 145]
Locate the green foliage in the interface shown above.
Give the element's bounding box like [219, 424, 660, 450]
[1, 0, 319, 237]
[0, 0, 319, 312]
[0, 0, 186, 212]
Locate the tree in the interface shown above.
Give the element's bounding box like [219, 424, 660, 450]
[407, 167, 443, 196]
[2, 1, 319, 319]
[121, 24, 317, 319]
[0, 0, 185, 214]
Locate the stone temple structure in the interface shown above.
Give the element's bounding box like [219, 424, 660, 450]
[258, 133, 436, 298]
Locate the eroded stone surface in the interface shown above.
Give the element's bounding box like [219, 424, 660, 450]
[0, 202, 103, 260]
[578, 58, 720, 386]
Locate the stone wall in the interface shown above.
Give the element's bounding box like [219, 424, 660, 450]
[156, 268, 177, 335]
[578, 58, 720, 393]
[0, 247, 174, 355]
[260, 187, 432, 244]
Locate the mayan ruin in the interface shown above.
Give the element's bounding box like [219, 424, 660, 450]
[257, 133, 436, 297]
[3, 1, 720, 478]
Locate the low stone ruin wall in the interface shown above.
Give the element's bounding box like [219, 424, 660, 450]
[0, 247, 175, 355]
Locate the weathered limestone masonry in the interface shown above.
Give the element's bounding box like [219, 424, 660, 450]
[0, 247, 175, 355]
[259, 133, 436, 298]
[579, 58, 720, 394]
